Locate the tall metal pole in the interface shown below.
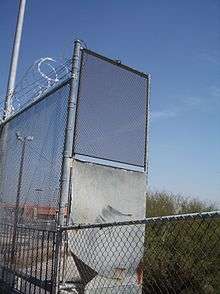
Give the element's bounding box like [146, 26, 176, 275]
[0, 0, 26, 205]
[4, 0, 26, 119]
[58, 40, 82, 227]
[53, 40, 82, 294]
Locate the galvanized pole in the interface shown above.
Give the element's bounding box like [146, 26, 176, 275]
[145, 74, 151, 187]
[4, 0, 26, 118]
[58, 40, 82, 227]
[53, 40, 82, 293]
[0, 0, 26, 204]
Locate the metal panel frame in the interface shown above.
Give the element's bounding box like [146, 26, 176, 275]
[73, 48, 150, 172]
[83, 49, 148, 79]
[74, 154, 144, 172]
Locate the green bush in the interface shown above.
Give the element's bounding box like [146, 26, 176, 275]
[143, 192, 220, 293]
[145, 191, 216, 217]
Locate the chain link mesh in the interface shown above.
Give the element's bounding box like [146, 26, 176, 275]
[74, 49, 148, 168]
[60, 212, 220, 293]
[0, 81, 70, 226]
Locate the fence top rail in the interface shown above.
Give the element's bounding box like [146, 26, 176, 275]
[61, 210, 220, 231]
[83, 48, 150, 79]
[0, 78, 71, 128]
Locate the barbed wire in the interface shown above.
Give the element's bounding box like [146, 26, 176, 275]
[0, 57, 72, 122]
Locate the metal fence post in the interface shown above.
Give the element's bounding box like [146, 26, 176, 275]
[144, 74, 151, 184]
[52, 228, 63, 294]
[58, 40, 82, 227]
[53, 40, 82, 294]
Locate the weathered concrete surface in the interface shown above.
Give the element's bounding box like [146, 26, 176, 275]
[70, 160, 146, 224]
[65, 160, 146, 293]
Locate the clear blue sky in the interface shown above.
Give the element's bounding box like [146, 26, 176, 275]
[1, 0, 220, 206]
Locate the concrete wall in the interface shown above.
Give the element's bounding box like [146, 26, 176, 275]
[70, 159, 146, 224]
[64, 160, 146, 293]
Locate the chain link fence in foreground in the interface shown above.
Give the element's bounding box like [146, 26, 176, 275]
[0, 211, 219, 293]
[60, 211, 220, 294]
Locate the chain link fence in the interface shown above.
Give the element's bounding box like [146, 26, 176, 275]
[59, 211, 220, 294]
[0, 80, 70, 227]
[0, 223, 58, 293]
[0, 211, 219, 293]
[0, 79, 72, 293]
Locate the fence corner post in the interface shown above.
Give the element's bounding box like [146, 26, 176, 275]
[58, 39, 82, 227]
[54, 40, 82, 293]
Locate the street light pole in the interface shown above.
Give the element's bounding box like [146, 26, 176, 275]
[10, 132, 33, 271]
[0, 0, 27, 210]
[13, 132, 33, 226]
[4, 0, 26, 118]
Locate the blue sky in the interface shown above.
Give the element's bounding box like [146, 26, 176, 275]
[1, 0, 220, 206]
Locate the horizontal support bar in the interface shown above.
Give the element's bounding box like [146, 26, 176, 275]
[0, 266, 52, 291]
[74, 154, 145, 172]
[0, 78, 71, 128]
[61, 210, 220, 231]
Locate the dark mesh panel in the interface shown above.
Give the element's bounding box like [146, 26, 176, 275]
[74, 50, 148, 167]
